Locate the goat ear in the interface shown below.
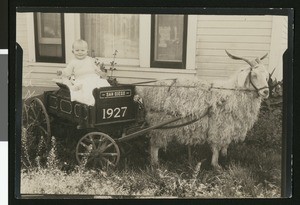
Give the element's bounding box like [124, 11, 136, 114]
[237, 69, 249, 88]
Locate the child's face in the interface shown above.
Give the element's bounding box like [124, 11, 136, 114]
[73, 44, 88, 60]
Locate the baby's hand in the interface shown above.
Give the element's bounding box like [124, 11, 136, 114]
[70, 83, 82, 91]
[57, 70, 63, 76]
[76, 84, 83, 90]
[96, 70, 108, 79]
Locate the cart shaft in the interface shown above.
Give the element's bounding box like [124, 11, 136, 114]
[116, 116, 182, 143]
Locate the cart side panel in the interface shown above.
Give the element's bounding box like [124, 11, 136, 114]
[45, 90, 89, 125]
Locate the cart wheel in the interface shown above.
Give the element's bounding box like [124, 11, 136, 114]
[26, 98, 51, 145]
[76, 132, 120, 169]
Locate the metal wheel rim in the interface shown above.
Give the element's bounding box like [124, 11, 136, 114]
[76, 132, 120, 169]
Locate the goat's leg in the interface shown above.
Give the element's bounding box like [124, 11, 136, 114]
[188, 145, 192, 166]
[150, 143, 160, 166]
[211, 145, 221, 169]
[220, 145, 229, 167]
[221, 145, 228, 157]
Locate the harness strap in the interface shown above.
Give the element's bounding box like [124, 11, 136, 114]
[168, 79, 177, 92]
[248, 70, 269, 93]
[156, 106, 212, 130]
[130, 78, 178, 85]
[156, 117, 200, 129]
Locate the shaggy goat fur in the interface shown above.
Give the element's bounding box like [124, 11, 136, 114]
[135, 63, 269, 168]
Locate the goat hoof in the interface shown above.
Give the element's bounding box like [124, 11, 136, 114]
[211, 163, 222, 170]
[219, 155, 228, 168]
[150, 162, 160, 170]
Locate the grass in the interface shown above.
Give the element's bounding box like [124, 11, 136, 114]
[20, 101, 282, 198]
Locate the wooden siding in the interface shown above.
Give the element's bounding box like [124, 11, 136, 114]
[16, 13, 31, 86]
[16, 13, 29, 68]
[195, 15, 273, 79]
[22, 63, 66, 87]
[16, 14, 287, 87]
[268, 16, 288, 80]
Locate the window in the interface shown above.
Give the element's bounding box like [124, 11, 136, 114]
[34, 13, 65, 63]
[151, 15, 187, 69]
[80, 14, 139, 60]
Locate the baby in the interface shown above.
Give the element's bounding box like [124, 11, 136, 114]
[57, 39, 110, 106]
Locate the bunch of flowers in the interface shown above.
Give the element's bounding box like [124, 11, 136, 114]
[95, 50, 118, 86]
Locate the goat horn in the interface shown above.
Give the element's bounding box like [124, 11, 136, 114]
[225, 50, 254, 67]
[260, 53, 268, 60]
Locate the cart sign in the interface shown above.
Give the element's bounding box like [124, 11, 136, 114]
[95, 85, 137, 124]
[99, 90, 132, 99]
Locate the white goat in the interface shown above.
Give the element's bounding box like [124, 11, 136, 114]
[135, 50, 270, 169]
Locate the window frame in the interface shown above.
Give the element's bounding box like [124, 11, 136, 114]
[34, 12, 66, 63]
[150, 14, 188, 69]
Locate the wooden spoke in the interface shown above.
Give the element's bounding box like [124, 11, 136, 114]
[97, 140, 109, 152]
[79, 141, 90, 149]
[28, 106, 37, 119]
[77, 152, 90, 156]
[100, 143, 114, 152]
[101, 157, 115, 167]
[102, 153, 119, 157]
[86, 155, 96, 164]
[37, 125, 48, 134]
[88, 134, 97, 149]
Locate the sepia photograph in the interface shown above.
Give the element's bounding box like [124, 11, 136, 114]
[16, 10, 289, 198]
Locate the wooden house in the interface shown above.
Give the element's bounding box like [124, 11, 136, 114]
[16, 13, 287, 88]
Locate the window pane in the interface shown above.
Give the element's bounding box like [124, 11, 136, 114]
[40, 13, 62, 38]
[81, 14, 139, 59]
[154, 15, 184, 62]
[36, 13, 63, 59]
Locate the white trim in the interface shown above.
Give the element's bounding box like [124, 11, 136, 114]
[27, 62, 66, 67]
[74, 14, 81, 39]
[139, 14, 151, 68]
[268, 16, 287, 80]
[268, 16, 281, 72]
[186, 15, 197, 70]
[27, 13, 35, 62]
[116, 66, 197, 74]
[26, 62, 196, 74]
[64, 13, 78, 63]
[0, 50, 8, 54]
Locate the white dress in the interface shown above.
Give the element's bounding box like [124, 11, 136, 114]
[61, 57, 111, 106]
[70, 74, 110, 106]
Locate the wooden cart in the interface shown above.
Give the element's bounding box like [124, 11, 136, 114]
[23, 82, 198, 169]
